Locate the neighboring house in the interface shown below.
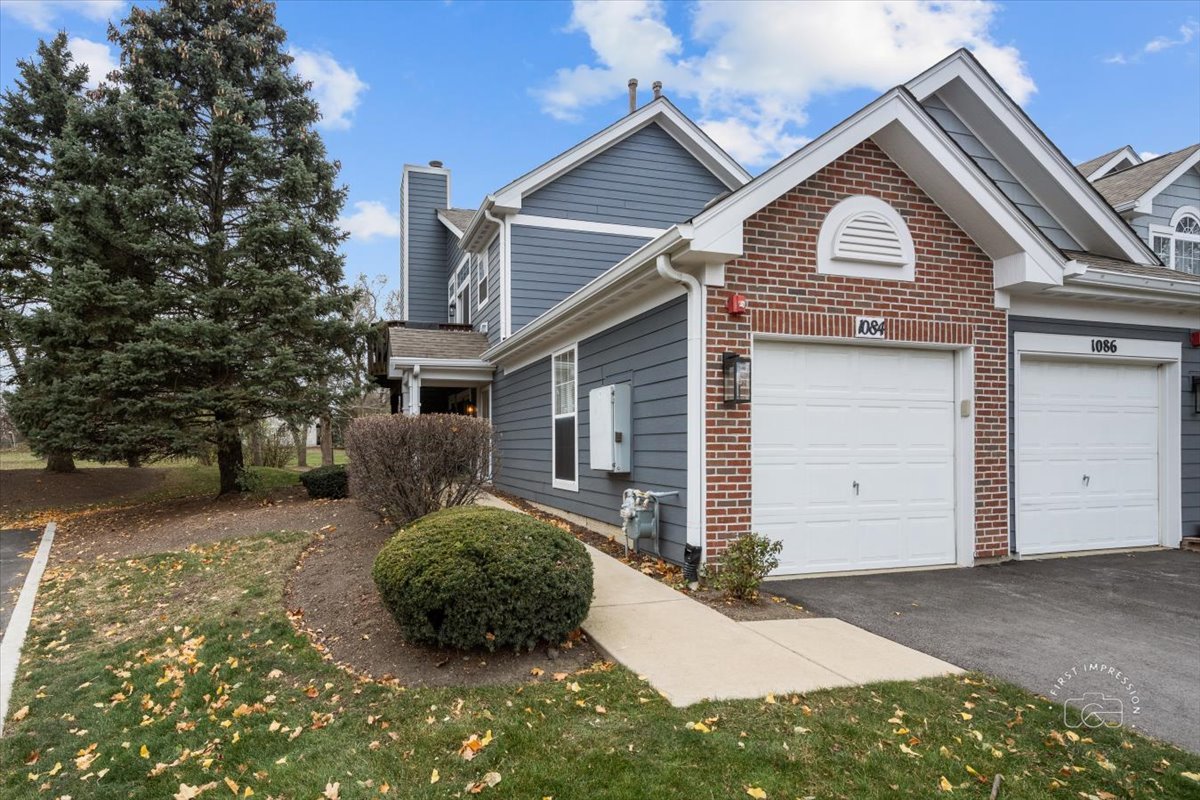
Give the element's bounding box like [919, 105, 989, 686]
[371, 51, 1199, 577]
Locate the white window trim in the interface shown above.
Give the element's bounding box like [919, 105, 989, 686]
[476, 249, 490, 310]
[816, 195, 916, 281]
[1011, 332, 1182, 553]
[550, 344, 579, 492]
[1149, 205, 1200, 273]
[448, 254, 471, 323]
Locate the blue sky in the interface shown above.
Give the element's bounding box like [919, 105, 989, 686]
[2, 0, 1198, 304]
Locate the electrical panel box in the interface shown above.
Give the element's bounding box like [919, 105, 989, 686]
[589, 383, 632, 473]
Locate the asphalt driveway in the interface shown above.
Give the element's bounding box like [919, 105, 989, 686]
[770, 550, 1200, 752]
[1, 528, 42, 640]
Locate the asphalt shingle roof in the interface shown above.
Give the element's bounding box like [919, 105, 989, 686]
[1062, 249, 1200, 283]
[387, 326, 490, 361]
[1092, 144, 1200, 208]
[437, 207, 477, 234]
[1075, 146, 1131, 179]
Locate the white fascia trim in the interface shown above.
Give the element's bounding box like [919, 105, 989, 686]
[1127, 152, 1200, 215]
[491, 99, 750, 212]
[436, 209, 465, 238]
[1011, 332, 1182, 551]
[689, 89, 1063, 282]
[1083, 146, 1141, 181]
[483, 227, 686, 366]
[1060, 266, 1200, 305]
[1009, 294, 1200, 329]
[904, 52, 1156, 265]
[510, 214, 666, 239]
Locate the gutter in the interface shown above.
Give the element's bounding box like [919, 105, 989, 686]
[655, 254, 706, 558]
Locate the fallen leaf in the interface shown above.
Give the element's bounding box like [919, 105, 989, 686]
[174, 783, 218, 800]
[1182, 772, 1200, 783]
[746, 788, 767, 799]
[430, 769, 440, 784]
[13, 706, 29, 721]
[938, 775, 953, 792]
[224, 777, 238, 795]
[139, 745, 150, 759]
[323, 782, 340, 800]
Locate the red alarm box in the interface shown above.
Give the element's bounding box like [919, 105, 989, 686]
[726, 292, 747, 315]
[1190, 330, 1200, 348]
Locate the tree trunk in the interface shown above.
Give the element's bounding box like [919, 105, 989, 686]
[293, 423, 308, 468]
[247, 423, 264, 467]
[215, 414, 244, 495]
[125, 453, 141, 468]
[320, 414, 334, 466]
[45, 449, 77, 473]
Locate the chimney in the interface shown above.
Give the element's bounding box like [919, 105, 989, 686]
[428, 160, 443, 169]
[627, 78, 638, 114]
[652, 80, 662, 100]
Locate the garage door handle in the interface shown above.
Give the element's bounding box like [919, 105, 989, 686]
[852, 480, 860, 496]
[1082, 474, 1090, 486]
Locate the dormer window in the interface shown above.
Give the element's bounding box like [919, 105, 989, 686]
[1150, 207, 1200, 275]
[816, 195, 916, 281]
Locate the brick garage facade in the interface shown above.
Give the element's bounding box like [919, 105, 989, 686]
[704, 139, 1009, 564]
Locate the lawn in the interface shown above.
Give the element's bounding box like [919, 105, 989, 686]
[3, 533, 1197, 799]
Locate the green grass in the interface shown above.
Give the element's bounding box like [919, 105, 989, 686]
[2, 534, 1197, 800]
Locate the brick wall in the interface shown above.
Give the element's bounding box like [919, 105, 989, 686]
[704, 139, 1009, 564]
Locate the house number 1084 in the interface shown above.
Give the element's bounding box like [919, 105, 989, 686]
[1090, 338, 1118, 354]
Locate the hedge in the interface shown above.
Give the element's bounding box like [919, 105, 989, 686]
[299, 464, 349, 499]
[372, 506, 593, 651]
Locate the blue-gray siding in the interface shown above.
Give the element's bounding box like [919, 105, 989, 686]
[510, 226, 649, 331]
[1130, 167, 1200, 246]
[522, 123, 730, 227]
[1008, 316, 1200, 546]
[923, 94, 1080, 251]
[404, 171, 450, 323]
[482, 233, 502, 344]
[492, 296, 690, 563]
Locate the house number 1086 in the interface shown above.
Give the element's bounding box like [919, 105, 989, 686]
[1090, 338, 1118, 354]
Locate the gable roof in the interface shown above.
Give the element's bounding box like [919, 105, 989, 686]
[436, 207, 476, 237]
[1092, 144, 1200, 212]
[1076, 145, 1141, 181]
[457, 97, 751, 251]
[905, 50, 1156, 265]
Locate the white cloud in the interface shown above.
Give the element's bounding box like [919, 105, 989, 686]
[68, 36, 118, 88]
[0, 0, 123, 33]
[535, 0, 1035, 167]
[1139, 151, 1161, 161]
[289, 47, 368, 131]
[1106, 19, 1198, 64]
[339, 201, 400, 242]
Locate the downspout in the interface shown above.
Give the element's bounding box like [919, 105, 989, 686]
[483, 207, 509, 340]
[655, 254, 705, 581]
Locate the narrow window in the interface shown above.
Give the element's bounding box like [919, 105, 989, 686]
[551, 347, 577, 490]
[477, 251, 489, 307]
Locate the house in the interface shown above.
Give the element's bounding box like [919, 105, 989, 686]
[371, 52, 1200, 577]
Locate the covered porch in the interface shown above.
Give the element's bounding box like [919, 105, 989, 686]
[369, 322, 493, 417]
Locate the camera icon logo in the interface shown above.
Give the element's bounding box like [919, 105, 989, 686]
[1065, 693, 1124, 729]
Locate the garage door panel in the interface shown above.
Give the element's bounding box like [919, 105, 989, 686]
[753, 342, 958, 575]
[1017, 357, 1159, 555]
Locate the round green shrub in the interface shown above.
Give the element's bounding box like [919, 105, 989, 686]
[372, 507, 593, 651]
[299, 464, 349, 499]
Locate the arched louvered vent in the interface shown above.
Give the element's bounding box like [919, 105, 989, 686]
[834, 211, 906, 264]
[817, 195, 915, 281]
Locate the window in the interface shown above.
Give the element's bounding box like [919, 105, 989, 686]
[816, 195, 916, 281]
[477, 250, 489, 308]
[1150, 207, 1200, 276]
[448, 255, 471, 324]
[551, 346, 577, 491]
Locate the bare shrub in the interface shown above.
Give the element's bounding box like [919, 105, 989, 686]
[347, 414, 494, 523]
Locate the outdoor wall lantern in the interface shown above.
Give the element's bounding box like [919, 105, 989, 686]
[722, 351, 752, 406]
[448, 299, 457, 319]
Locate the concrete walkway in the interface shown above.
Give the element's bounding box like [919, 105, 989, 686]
[582, 545, 961, 706]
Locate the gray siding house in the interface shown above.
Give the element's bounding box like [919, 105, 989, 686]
[372, 52, 1199, 576]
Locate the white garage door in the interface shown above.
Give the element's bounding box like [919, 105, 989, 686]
[752, 341, 957, 575]
[1016, 358, 1159, 555]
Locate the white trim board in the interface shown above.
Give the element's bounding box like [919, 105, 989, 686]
[510, 214, 665, 239]
[0, 522, 56, 736]
[1009, 294, 1200, 329]
[1081, 146, 1142, 181]
[550, 343, 580, 493]
[1011, 332, 1183, 554]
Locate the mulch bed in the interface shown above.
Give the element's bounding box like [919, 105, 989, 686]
[493, 490, 812, 621]
[0, 467, 166, 521]
[284, 505, 600, 687]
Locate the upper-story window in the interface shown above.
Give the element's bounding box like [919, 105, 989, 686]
[477, 250, 489, 308]
[1151, 207, 1200, 275]
[449, 256, 471, 324]
[816, 195, 916, 281]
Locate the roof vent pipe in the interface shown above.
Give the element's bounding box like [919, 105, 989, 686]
[652, 80, 662, 100]
[429, 160, 443, 168]
[627, 78, 638, 114]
